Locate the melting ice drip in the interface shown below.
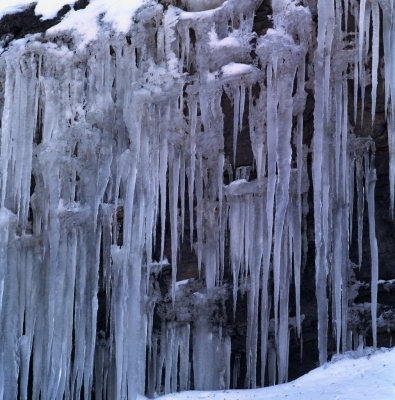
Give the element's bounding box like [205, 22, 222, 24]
[0, 0, 391, 398]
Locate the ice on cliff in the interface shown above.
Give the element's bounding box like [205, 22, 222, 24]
[0, 0, 392, 399]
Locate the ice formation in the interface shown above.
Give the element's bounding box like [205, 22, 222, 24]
[0, 0, 392, 398]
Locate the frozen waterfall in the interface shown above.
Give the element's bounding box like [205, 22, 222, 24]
[0, 0, 392, 398]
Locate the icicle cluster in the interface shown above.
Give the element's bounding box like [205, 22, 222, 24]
[313, 0, 389, 364]
[0, 0, 391, 398]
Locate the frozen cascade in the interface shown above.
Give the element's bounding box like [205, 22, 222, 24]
[0, 0, 392, 398]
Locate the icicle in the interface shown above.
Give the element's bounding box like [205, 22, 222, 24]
[333, 204, 343, 355]
[273, 65, 293, 360]
[268, 345, 276, 386]
[188, 99, 197, 250]
[364, 151, 378, 350]
[0, 60, 15, 208]
[360, 1, 371, 127]
[292, 198, 302, 339]
[342, 79, 348, 200]
[313, 0, 335, 366]
[277, 228, 290, 384]
[232, 354, 240, 388]
[302, 192, 309, 271]
[265, 61, 277, 329]
[353, 50, 359, 124]
[324, 0, 335, 123]
[159, 135, 168, 267]
[233, 86, 240, 167]
[358, 0, 367, 81]
[341, 81, 349, 354]
[356, 156, 365, 268]
[169, 146, 180, 302]
[389, 112, 395, 219]
[179, 324, 190, 391]
[344, 0, 348, 33]
[371, 1, 379, 125]
[193, 320, 226, 391]
[300, 326, 303, 362]
[180, 155, 186, 242]
[245, 196, 263, 389]
[260, 200, 270, 387]
[229, 196, 241, 317]
[382, 3, 392, 118]
[335, 78, 342, 196]
[348, 155, 355, 245]
[195, 160, 203, 277]
[218, 151, 224, 284]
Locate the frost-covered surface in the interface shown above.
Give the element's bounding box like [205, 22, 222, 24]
[0, 0, 393, 399]
[150, 347, 395, 400]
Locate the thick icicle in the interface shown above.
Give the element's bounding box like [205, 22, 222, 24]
[371, 1, 380, 125]
[364, 151, 378, 350]
[390, 112, 395, 218]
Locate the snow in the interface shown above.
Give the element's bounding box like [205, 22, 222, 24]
[51, 0, 145, 38]
[174, 279, 188, 289]
[151, 348, 395, 400]
[209, 35, 240, 50]
[378, 279, 395, 285]
[0, 0, 76, 20]
[183, 0, 225, 12]
[0, 0, 145, 48]
[221, 63, 258, 79]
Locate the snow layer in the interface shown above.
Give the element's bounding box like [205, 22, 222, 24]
[151, 347, 395, 400]
[50, 0, 145, 40]
[0, 0, 77, 19]
[0, 0, 145, 39]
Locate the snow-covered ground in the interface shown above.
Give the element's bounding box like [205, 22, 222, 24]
[147, 348, 395, 400]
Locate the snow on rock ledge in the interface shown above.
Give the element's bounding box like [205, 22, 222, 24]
[183, 0, 226, 12]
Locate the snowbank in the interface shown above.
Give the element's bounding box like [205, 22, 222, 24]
[151, 348, 395, 400]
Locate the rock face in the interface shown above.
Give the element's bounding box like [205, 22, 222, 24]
[0, 0, 394, 398]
